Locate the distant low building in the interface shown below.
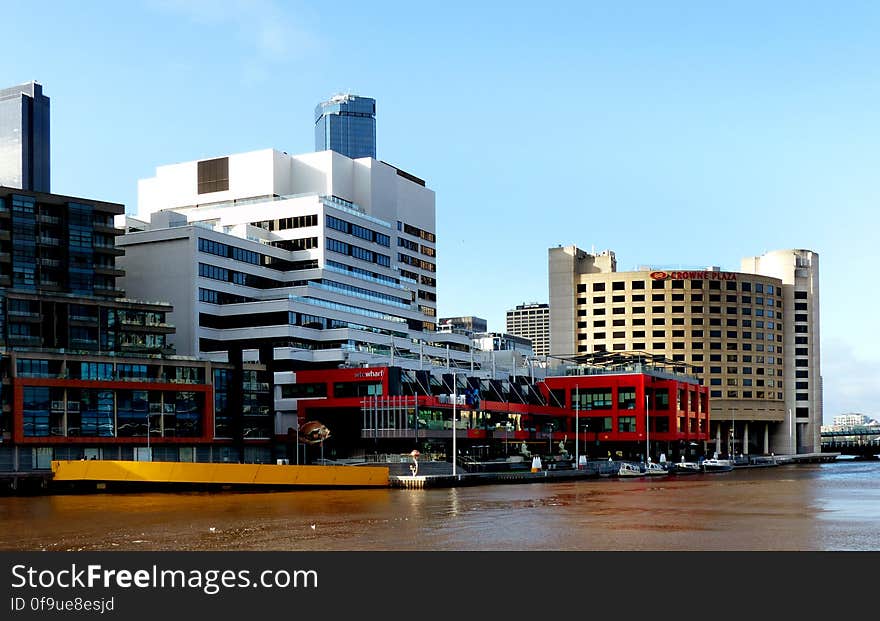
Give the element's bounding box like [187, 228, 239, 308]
[438, 316, 487, 338]
[506, 303, 549, 358]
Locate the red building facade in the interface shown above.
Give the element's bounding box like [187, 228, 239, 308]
[289, 366, 710, 463]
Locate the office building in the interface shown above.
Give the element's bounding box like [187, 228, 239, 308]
[0, 82, 50, 192]
[314, 94, 376, 159]
[119, 148, 492, 438]
[548, 245, 821, 455]
[0, 187, 275, 473]
[506, 303, 550, 358]
[438, 316, 488, 337]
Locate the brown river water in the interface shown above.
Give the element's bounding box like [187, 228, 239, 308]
[1, 460, 877, 551]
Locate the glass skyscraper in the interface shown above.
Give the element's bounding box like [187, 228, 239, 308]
[314, 94, 376, 159]
[0, 82, 50, 192]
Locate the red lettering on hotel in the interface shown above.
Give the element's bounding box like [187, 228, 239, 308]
[649, 270, 737, 281]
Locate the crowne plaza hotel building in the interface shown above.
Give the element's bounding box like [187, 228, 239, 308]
[549, 246, 821, 456]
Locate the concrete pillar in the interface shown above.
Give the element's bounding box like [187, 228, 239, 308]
[715, 424, 722, 456]
[763, 423, 769, 455]
[744, 423, 750, 455]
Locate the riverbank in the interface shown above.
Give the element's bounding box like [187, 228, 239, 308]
[0, 452, 842, 495]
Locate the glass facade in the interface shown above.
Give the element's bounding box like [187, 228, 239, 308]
[314, 94, 376, 159]
[0, 82, 50, 192]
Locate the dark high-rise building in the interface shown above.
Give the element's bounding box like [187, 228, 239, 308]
[0, 82, 50, 192]
[314, 94, 376, 159]
[0, 187, 174, 354]
[0, 187, 275, 473]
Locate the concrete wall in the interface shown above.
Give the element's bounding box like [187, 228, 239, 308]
[117, 229, 198, 355]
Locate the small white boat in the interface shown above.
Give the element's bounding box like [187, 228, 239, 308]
[669, 461, 701, 475]
[701, 458, 734, 472]
[617, 462, 644, 477]
[644, 461, 668, 476]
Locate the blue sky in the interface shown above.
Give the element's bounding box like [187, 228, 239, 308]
[4, 0, 879, 422]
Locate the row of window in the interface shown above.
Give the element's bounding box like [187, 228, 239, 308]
[578, 341, 785, 354]
[582, 329, 781, 341]
[250, 214, 318, 232]
[577, 305, 781, 318]
[198, 262, 283, 289]
[580, 317, 781, 329]
[397, 252, 436, 272]
[579, 280, 777, 293]
[326, 238, 391, 267]
[326, 215, 391, 247]
[709, 390, 784, 399]
[198, 287, 256, 305]
[582, 293, 778, 305]
[399, 221, 436, 243]
[394, 239, 437, 258]
[198, 238, 261, 265]
[325, 259, 401, 287]
[267, 237, 318, 252]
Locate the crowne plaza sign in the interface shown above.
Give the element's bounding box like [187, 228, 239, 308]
[649, 270, 738, 281]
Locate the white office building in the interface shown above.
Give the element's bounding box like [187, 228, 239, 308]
[118, 148, 524, 434]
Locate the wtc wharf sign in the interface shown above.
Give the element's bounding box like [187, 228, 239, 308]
[650, 270, 738, 281]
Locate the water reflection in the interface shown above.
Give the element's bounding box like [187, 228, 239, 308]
[0, 462, 877, 551]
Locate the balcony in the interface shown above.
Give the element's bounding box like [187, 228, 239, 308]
[94, 265, 126, 277]
[93, 244, 124, 256]
[9, 335, 43, 346]
[93, 284, 125, 297]
[93, 223, 125, 236]
[38, 214, 61, 225]
[119, 321, 175, 334]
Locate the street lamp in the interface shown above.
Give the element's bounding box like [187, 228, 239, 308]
[145, 412, 152, 462]
[574, 385, 579, 470]
[645, 390, 650, 465]
[452, 372, 458, 476]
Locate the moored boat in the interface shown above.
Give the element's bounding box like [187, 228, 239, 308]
[617, 462, 644, 477]
[669, 461, 701, 475]
[644, 461, 668, 476]
[701, 458, 734, 472]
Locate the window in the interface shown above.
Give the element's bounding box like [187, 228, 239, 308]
[618, 387, 636, 409]
[618, 416, 637, 432]
[632, 281, 645, 290]
[612, 281, 625, 290]
[593, 283, 605, 292]
[197, 157, 229, 194]
[575, 388, 612, 409]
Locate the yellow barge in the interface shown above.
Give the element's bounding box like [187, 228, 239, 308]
[50, 460, 390, 491]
